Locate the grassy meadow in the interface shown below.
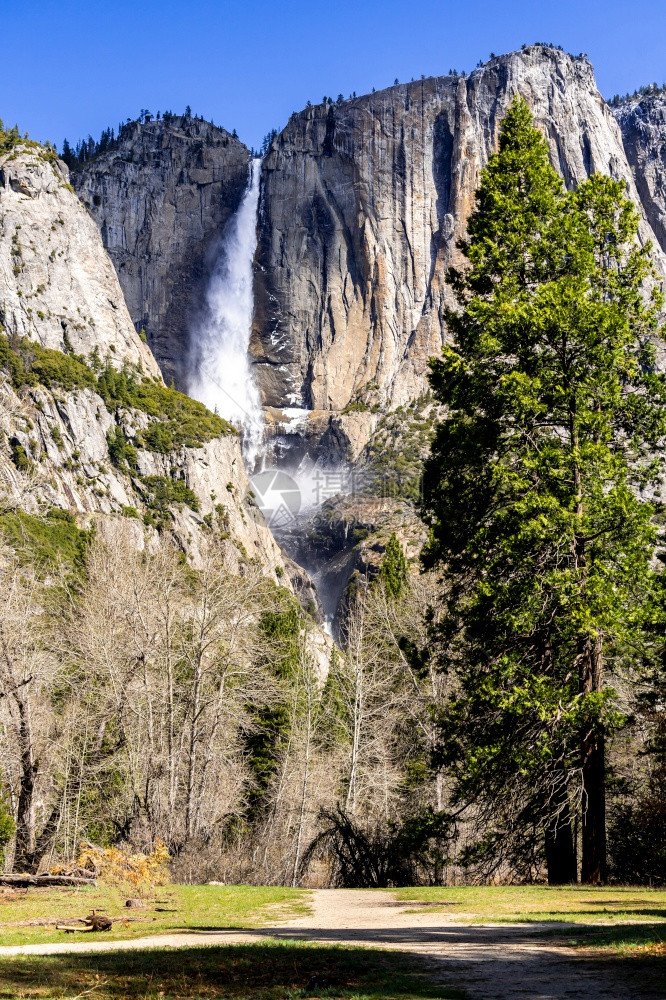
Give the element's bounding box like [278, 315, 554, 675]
[393, 884, 666, 925]
[0, 884, 308, 948]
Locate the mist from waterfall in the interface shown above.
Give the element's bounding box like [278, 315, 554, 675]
[188, 158, 264, 466]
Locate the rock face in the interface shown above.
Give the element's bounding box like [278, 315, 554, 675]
[0, 147, 159, 376]
[295, 495, 426, 635]
[0, 378, 290, 578]
[614, 92, 666, 255]
[253, 45, 666, 457]
[72, 118, 251, 386]
[0, 140, 295, 586]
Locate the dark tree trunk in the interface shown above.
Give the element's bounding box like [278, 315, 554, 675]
[579, 635, 607, 884]
[544, 778, 576, 884]
[13, 700, 38, 872]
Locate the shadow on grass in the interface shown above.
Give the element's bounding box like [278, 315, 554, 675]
[478, 906, 666, 923]
[542, 923, 666, 948]
[0, 941, 466, 1000]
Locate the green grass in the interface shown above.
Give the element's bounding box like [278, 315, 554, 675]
[0, 941, 464, 1000]
[0, 885, 308, 947]
[393, 885, 666, 925]
[551, 923, 666, 991]
[554, 922, 666, 952]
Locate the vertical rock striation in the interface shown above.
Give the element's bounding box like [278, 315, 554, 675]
[614, 92, 666, 255]
[72, 118, 251, 386]
[253, 46, 665, 456]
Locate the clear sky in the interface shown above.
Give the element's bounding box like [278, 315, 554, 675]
[6, 0, 666, 153]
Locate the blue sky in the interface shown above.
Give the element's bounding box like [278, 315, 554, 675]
[6, 0, 665, 152]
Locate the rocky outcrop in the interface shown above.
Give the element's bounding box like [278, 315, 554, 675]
[614, 92, 666, 255]
[72, 118, 251, 386]
[295, 495, 426, 634]
[253, 45, 666, 459]
[0, 140, 298, 588]
[0, 146, 159, 375]
[0, 375, 289, 579]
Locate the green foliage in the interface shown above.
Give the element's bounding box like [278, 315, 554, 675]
[0, 508, 90, 576]
[302, 806, 452, 887]
[362, 396, 436, 501]
[106, 426, 137, 471]
[609, 80, 666, 108]
[9, 438, 31, 471]
[0, 334, 96, 393]
[0, 334, 234, 461]
[245, 595, 306, 817]
[140, 475, 200, 530]
[608, 717, 666, 884]
[0, 785, 15, 869]
[421, 97, 666, 882]
[49, 424, 64, 448]
[378, 533, 408, 599]
[96, 361, 235, 450]
[0, 120, 22, 155]
[0, 121, 59, 163]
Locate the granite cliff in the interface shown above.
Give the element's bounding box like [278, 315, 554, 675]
[0, 146, 158, 375]
[74, 48, 666, 464]
[614, 91, 666, 256]
[253, 45, 666, 459]
[65, 46, 666, 623]
[72, 117, 251, 386]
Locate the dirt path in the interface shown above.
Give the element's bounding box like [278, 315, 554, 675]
[0, 888, 658, 999]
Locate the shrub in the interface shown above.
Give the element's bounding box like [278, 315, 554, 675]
[0, 789, 15, 870]
[106, 426, 137, 471]
[141, 475, 201, 530]
[9, 438, 31, 471]
[301, 807, 452, 887]
[0, 508, 89, 576]
[76, 840, 171, 888]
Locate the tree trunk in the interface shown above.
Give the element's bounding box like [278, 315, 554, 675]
[544, 777, 576, 884]
[13, 700, 38, 872]
[579, 635, 607, 884]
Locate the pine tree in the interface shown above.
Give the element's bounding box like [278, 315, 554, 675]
[421, 96, 666, 884]
[378, 533, 408, 599]
[61, 138, 73, 167]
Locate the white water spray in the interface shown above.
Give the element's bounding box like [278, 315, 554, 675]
[188, 158, 264, 466]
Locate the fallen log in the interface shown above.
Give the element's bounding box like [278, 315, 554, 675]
[0, 874, 97, 888]
[57, 912, 112, 933]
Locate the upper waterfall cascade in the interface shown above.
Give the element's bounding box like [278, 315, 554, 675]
[188, 158, 264, 466]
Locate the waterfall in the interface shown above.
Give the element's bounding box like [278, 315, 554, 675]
[188, 157, 264, 466]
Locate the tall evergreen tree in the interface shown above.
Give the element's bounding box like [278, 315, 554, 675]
[379, 533, 408, 599]
[421, 96, 666, 884]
